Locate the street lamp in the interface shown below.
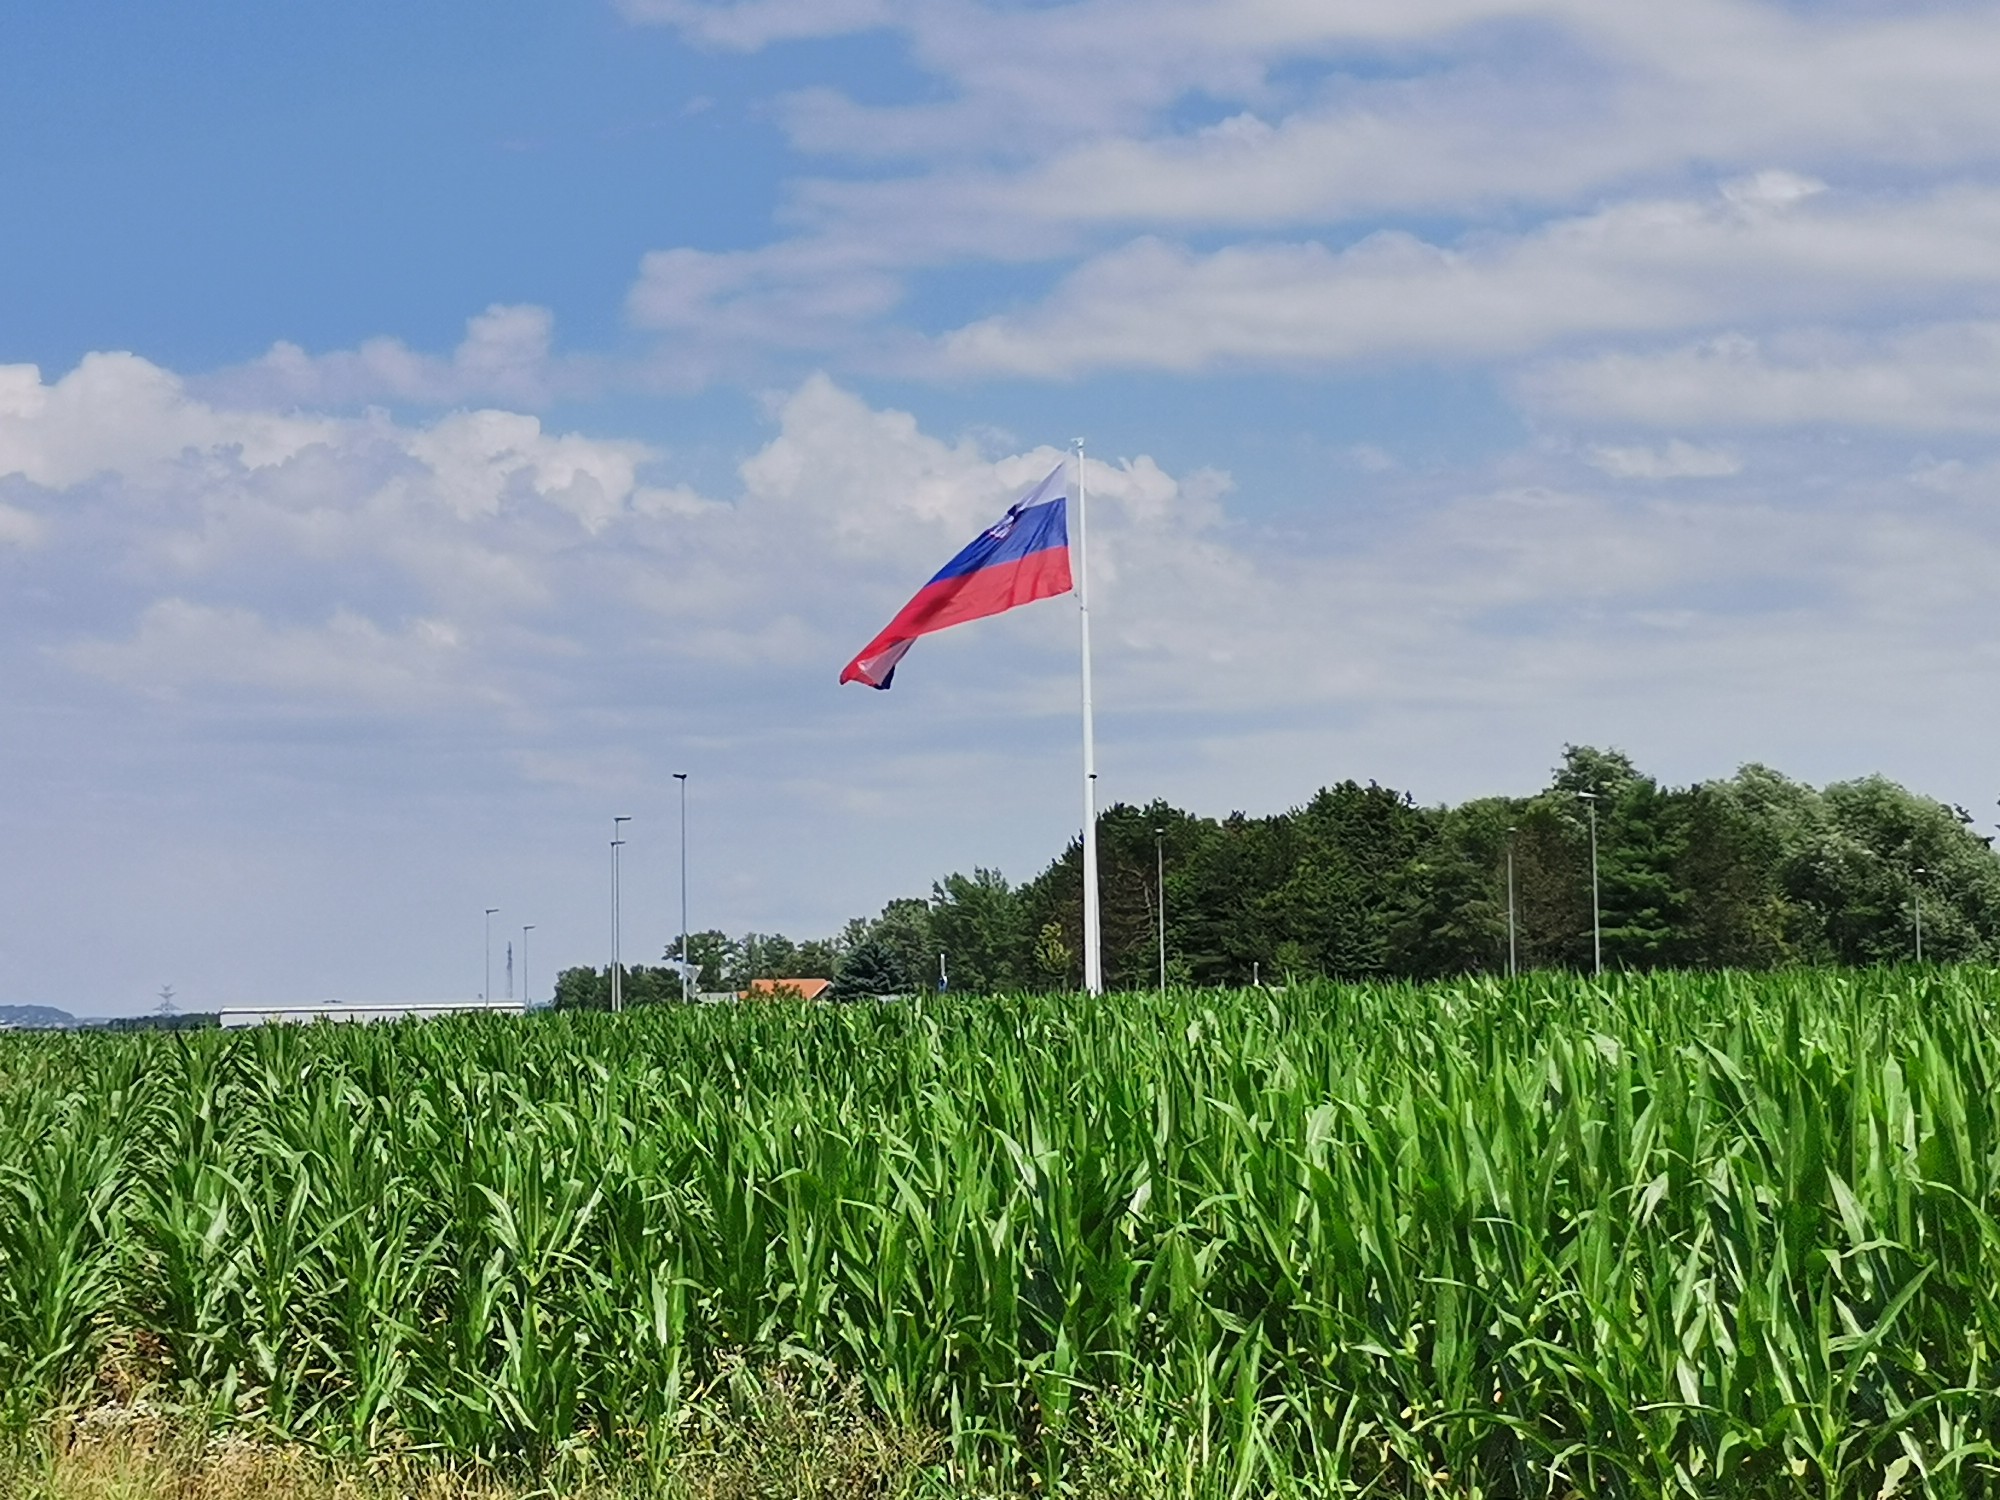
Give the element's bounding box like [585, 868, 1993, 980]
[611, 817, 631, 1013]
[484, 908, 499, 1002]
[1576, 792, 1602, 978]
[1505, 826, 1518, 980]
[1913, 865, 1926, 964]
[674, 773, 689, 1001]
[1154, 826, 1167, 998]
[521, 925, 535, 1009]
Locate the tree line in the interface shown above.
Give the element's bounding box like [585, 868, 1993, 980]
[554, 746, 2000, 1007]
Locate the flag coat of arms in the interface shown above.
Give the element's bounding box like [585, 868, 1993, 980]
[840, 464, 1071, 688]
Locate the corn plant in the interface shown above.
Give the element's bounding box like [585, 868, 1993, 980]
[1, 969, 1996, 1495]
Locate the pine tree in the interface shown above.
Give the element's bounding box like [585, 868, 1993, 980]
[832, 935, 908, 999]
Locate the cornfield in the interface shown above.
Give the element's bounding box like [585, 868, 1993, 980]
[2, 971, 1996, 1496]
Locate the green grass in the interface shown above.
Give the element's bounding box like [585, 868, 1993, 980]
[2, 970, 1997, 1496]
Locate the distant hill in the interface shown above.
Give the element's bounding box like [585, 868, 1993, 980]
[0, 1004, 76, 1029]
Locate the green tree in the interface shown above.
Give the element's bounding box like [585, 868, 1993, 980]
[1552, 744, 1643, 801]
[1171, 812, 1293, 985]
[662, 930, 739, 991]
[555, 964, 684, 1009]
[1597, 774, 1691, 968]
[1387, 808, 1508, 977]
[592, 750, 2000, 997]
[1787, 775, 2000, 964]
[1259, 782, 1434, 980]
[1677, 772, 1798, 968]
[619, 965, 682, 1007]
[795, 938, 842, 979]
[832, 935, 907, 999]
[931, 869, 1026, 994]
[1508, 799, 1592, 972]
[553, 965, 608, 1012]
[1033, 921, 1073, 990]
[871, 898, 938, 993]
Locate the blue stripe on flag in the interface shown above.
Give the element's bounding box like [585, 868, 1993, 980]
[926, 497, 1068, 583]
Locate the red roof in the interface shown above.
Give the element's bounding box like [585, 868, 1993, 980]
[744, 977, 832, 1001]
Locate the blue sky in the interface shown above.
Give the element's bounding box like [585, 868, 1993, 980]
[1, 3, 783, 364]
[7, 0, 2000, 1013]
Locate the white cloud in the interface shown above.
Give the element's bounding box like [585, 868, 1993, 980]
[1719, 170, 1826, 212]
[396, 410, 652, 530]
[0, 501, 42, 547]
[626, 244, 906, 355]
[626, 0, 1557, 52]
[933, 180, 2000, 375]
[606, 0, 2000, 385]
[859, 1, 2000, 223]
[616, 0, 2000, 256]
[1586, 441, 1741, 479]
[576, 373, 2000, 750]
[61, 600, 499, 714]
[1524, 323, 2000, 432]
[0, 354, 336, 488]
[0, 350, 658, 549]
[576, 374, 1143, 686]
[0, 353, 677, 722]
[200, 304, 578, 410]
[15, 356, 1273, 722]
[18, 354, 2000, 1016]
[21, 354, 1998, 747]
[614, 0, 900, 49]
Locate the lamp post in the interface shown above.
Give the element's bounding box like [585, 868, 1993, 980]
[1155, 825, 1167, 998]
[484, 908, 499, 1002]
[1505, 826, 1518, 979]
[1913, 865, 1926, 964]
[611, 816, 630, 1013]
[1577, 792, 1602, 977]
[674, 773, 689, 1001]
[521, 925, 535, 1008]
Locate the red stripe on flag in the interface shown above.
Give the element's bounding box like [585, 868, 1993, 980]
[840, 544, 1072, 687]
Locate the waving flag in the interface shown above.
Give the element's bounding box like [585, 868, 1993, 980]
[841, 464, 1071, 689]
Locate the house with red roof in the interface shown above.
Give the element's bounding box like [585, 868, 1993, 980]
[743, 977, 832, 1002]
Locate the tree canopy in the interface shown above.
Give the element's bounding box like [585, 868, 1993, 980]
[555, 747, 2000, 1007]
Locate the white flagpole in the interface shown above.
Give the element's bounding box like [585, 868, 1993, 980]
[1073, 438, 1103, 994]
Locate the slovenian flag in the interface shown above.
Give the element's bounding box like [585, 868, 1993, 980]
[841, 464, 1072, 689]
